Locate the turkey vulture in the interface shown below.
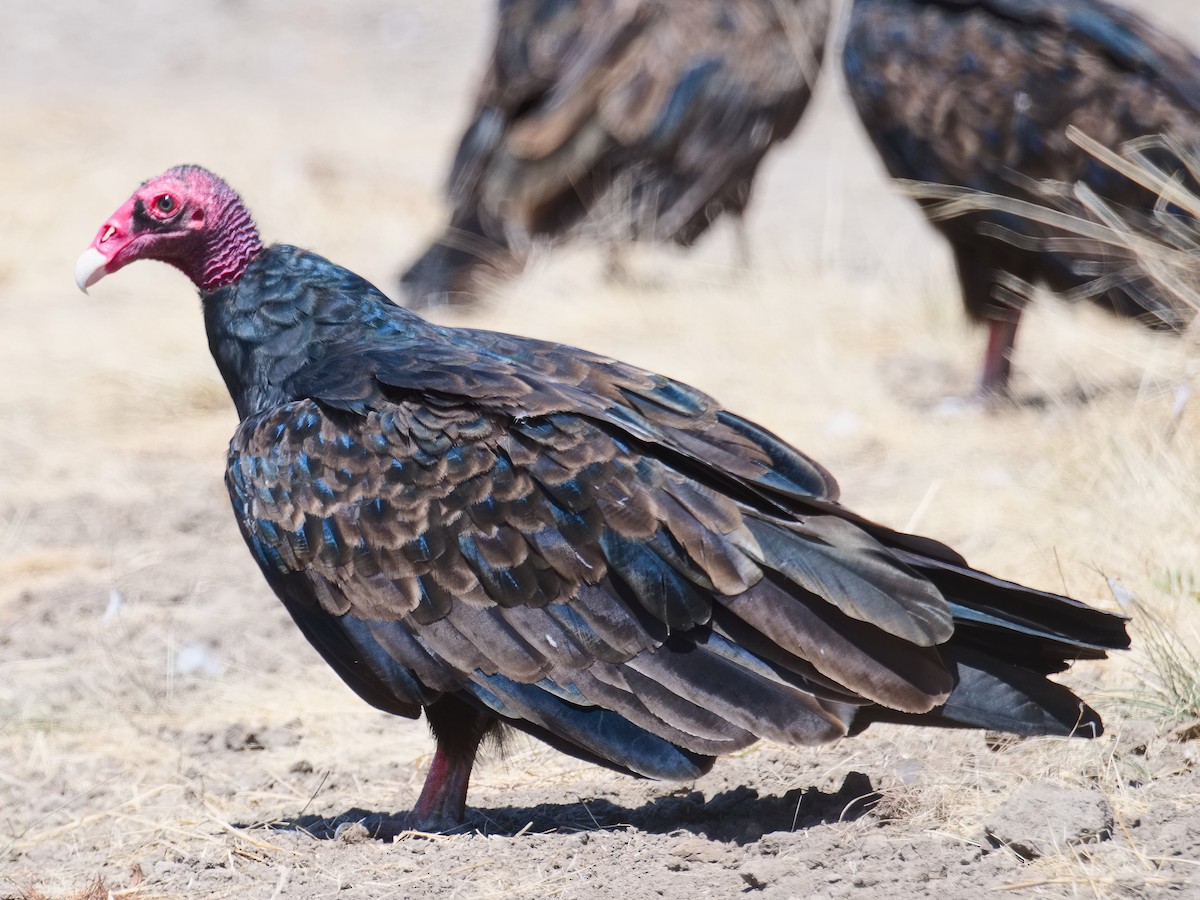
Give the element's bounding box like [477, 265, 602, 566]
[77, 166, 1128, 832]
[843, 0, 1200, 397]
[401, 0, 832, 308]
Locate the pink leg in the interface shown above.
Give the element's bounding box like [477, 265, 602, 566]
[978, 313, 1021, 399]
[403, 697, 496, 833]
[407, 742, 478, 832]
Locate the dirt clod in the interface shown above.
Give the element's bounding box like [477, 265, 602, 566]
[334, 821, 371, 843]
[983, 782, 1114, 859]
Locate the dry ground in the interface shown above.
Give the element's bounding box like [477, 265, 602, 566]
[3, 1, 1200, 897]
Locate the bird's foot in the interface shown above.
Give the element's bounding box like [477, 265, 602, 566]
[373, 811, 467, 841]
[933, 386, 1013, 416]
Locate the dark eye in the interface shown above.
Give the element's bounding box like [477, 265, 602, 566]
[154, 194, 176, 214]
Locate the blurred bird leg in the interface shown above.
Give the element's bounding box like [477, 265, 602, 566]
[1166, 375, 1193, 443]
[604, 242, 631, 284]
[978, 315, 1020, 402]
[732, 212, 752, 271]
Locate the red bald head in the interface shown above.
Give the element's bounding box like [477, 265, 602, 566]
[76, 165, 264, 293]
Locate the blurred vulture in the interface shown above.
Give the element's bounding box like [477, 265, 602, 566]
[401, 0, 832, 308]
[843, 0, 1200, 397]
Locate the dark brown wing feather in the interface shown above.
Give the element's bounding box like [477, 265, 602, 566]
[843, 0, 1200, 327]
[227, 391, 958, 772]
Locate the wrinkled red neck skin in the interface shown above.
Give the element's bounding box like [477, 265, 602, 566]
[192, 192, 263, 291]
[87, 167, 264, 291]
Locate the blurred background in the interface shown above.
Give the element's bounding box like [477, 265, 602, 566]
[6, 0, 1197, 588]
[4, 1, 1200, 895]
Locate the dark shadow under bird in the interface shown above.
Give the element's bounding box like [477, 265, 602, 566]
[843, 0, 1200, 398]
[401, 0, 832, 309]
[78, 166, 1128, 833]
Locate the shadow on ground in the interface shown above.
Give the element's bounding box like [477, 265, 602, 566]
[261, 771, 879, 844]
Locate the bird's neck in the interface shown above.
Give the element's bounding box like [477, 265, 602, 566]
[170, 197, 265, 292]
[200, 245, 408, 421]
[198, 198, 264, 291]
[201, 246, 315, 419]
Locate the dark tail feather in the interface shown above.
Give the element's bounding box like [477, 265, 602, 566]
[854, 646, 1104, 738]
[848, 548, 1128, 740]
[895, 550, 1131, 668]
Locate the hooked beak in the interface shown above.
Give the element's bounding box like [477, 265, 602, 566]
[74, 246, 109, 293]
[76, 197, 138, 294]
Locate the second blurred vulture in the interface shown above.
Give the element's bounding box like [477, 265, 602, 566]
[402, 0, 832, 308]
[844, 0, 1200, 398]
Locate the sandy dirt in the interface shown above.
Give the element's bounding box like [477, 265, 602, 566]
[3, 1, 1200, 897]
